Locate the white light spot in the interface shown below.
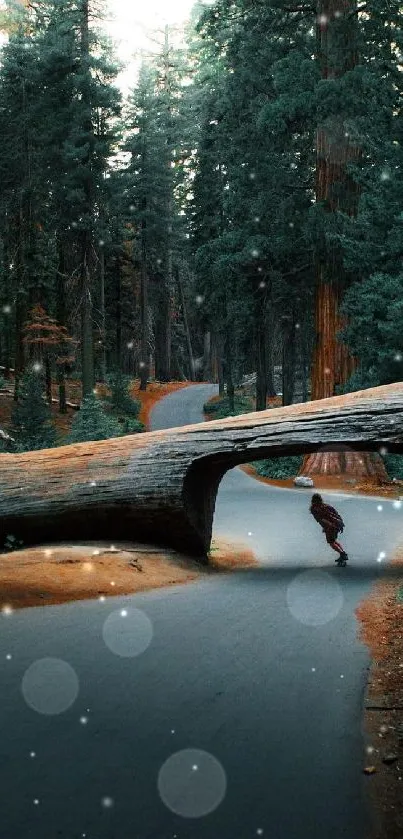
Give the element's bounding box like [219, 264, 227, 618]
[21, 658, 79, 716]
[33, 799, 40, 806]
[120, 609, 127, 617]
[318, 13, 328, 26]
[102, 607, 153, 658]
[33, 362, 42, 373]
[6, 654, 12, 660]
[101, 796, 114, 808]
[393, 500, 402, 509]
[192, 764, 199, 771]
[171, 729, 175, 734]
[92, 549, 100, 556]
[379, 446, 388, 456]
[257, 831, 264, 837]
[80, 716, 88, 725]
[30, 751, 36, 758]
[248, 531, 252, 536]
[2, 304, 11, 314]
[249, 172, 256, 180]
[340, 674, 344, 679]
[139, 361, 145, 368]
[158, 749, 227, 818]
[89, 481, 96, 487]
[127, 342, 134, 350]
[311, 667, 316, 672]
[394, 352, 402, 362]
[380, 170, 390, 181]
[2, 605, 13, 616]
[251, 249, 259, 258]
[99, 239, 105, 247]
[254, 216, 260, 223]
[110, 581, 115, 586]
[129, 204, 135, 211]
[377, 505, 383, 511]
[110, 545, 117, 552]
[366, 746, 374, 754]
[259, 281, 266, 289]
[195, 295, 204, 305]
[83, 562, 93, 573]
[287, 570, 343, 626]
[99, 596, 105, 602]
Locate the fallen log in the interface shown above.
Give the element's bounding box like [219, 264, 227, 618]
[0, 383, 402, 558]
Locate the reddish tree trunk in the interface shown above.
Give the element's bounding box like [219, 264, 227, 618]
[301, 0, 385, 479]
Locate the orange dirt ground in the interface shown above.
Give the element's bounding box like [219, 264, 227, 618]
[355, 550, 403, 839]
[0, 539, 258, 612]
[0, 377, 193, 440]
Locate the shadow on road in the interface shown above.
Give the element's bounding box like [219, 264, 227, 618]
[214, 564, 403, 584]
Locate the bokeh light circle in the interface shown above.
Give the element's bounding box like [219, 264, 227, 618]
[21, 658, 79, 715]
[102, 607, 153, 658]
[158, 748, 227, 818]
[287, 570, 344, 626]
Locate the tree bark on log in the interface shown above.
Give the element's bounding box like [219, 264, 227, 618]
[0, 383, 402, 558]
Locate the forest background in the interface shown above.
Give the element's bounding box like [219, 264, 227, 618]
[0, 0, 402, 482]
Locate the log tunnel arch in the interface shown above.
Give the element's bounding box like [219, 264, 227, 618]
[0, 383, 403, 559]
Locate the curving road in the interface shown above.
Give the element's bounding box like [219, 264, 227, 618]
[1, 384, 402, 839]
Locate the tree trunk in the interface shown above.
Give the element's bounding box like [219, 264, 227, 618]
[56, 243, 67, 413]
[44, 353, 52, 405]
[215, 332, 225, 395]
[115, 258, 122, 370]
[282, 315, 295, 406]
[79, 0, 95, 398]
[81, 256, 94, 397]
[139, 205, 149, 391]
[301, 0, 383, 476]
[203, 331, 211, 382]
[14, 290, 25, 401]
[176, 267, 194, 380]
[100, 245, 107, 382]
[0, 382, 401, 557]
[255, 281, 268, 411]
[266, 302, 276, 398]
[224, 328, 234, 412]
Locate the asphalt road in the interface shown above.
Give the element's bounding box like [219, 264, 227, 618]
[1, 384, 402, 839]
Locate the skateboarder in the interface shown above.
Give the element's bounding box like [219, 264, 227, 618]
[310, 493, 348, 563]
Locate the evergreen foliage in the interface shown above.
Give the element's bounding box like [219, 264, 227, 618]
[253, 457, 304, 481]
[203, 394, 254, 418]
[11, 368, 57, 451]
[67, 393, 122, 443]
[106, 370, 141, 417]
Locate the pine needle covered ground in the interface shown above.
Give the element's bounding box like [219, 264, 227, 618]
[356, 552, 403, 839]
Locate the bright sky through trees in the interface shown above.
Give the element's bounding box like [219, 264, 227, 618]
[105, 0, 196, 91]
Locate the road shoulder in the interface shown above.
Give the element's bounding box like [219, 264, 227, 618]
[356, 549, 403, 839]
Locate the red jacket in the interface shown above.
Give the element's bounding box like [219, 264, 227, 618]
[311, 503, 344, 532]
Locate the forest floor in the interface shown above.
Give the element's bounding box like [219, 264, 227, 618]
[0, 538, 257, 612]
[0, 377, 192, 440]
[356, 550, 403, 839]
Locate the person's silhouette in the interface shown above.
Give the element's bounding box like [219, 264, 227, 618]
[310, 493, 348, 563]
